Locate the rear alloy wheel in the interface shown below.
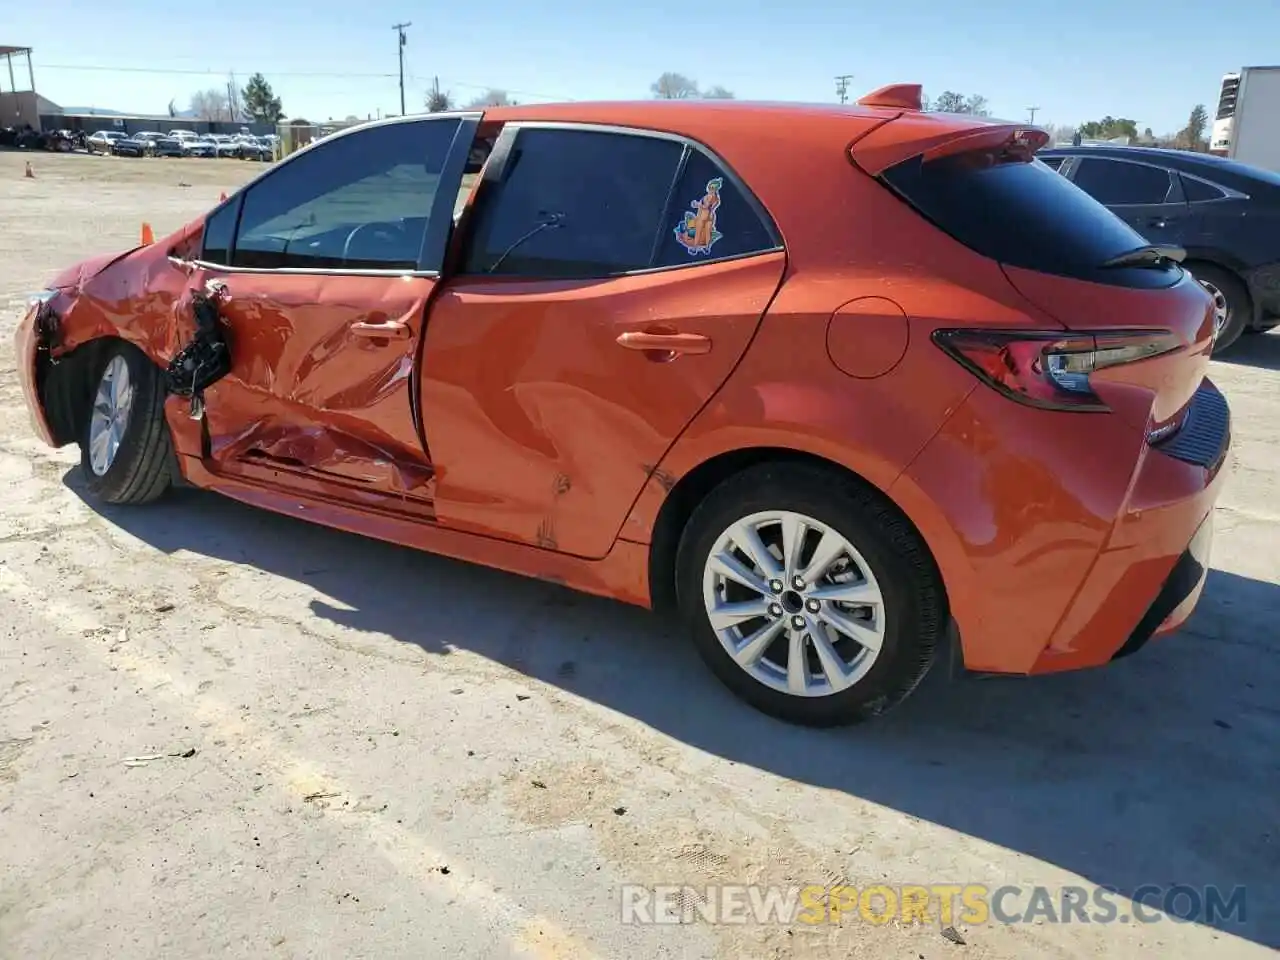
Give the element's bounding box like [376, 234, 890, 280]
[1189, 264, 1250, 354]
[79, 341, 176, 505]
[676, 463, 945, 727]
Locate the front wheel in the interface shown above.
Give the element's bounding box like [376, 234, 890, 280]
[675, 462, 945, 727]
[79, 341, 176, 505]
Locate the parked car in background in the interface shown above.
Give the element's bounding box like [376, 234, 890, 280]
[178, 134, 217, 158]
[86, 130, 127, 155]
[210, 135, 241, 159]
[110, 133, 150, 157]
[132, 132, 185, 158]
[237, 136, 272, 161]
[15, 95, 1229, 726]
[1040, 144, 1280, 352]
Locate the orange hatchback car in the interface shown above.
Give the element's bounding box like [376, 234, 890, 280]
[14, 86, 1230, 726]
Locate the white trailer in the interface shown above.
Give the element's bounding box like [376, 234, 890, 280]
[1210, 66, 1280, 172]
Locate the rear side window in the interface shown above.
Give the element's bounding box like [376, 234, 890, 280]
[1181, 174, 1227, 203]
[654, 148, 778, 267]
[1071, 158, 1173, 205]
[464, 128, 683, 277]
[881, 152, 1179, 288]
[1039, 156, 1066, 171]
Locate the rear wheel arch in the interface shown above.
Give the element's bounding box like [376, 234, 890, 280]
[646, 447, 948, 619]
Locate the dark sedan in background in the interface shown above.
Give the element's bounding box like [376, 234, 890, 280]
[1040, 145, 1280, 353]
[134, 132, 185, 158]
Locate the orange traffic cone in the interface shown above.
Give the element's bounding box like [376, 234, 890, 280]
[140, 222, 155, 245]
[24, 161, 34, 179]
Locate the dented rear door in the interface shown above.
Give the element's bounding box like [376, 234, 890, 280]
[421, 123, 786, 559]
[186, 114, 479, 505]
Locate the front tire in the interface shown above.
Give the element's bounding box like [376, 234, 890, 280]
[79, 341, 175, 505]
[674, 462, 945, 727]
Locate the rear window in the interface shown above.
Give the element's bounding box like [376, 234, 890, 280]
[881, 152, 1181, 288]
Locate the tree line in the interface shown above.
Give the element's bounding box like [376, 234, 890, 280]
[179, 72, 1216, 158]
[1041, 104, 1211, 152]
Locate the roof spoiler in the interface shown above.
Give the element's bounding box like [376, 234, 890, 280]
[849, 116, 1051, 177]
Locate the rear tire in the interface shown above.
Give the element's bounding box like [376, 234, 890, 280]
[79, 340, 175, 505]
[674, 462, 945, 727]
[1188, 263, 1250, 354]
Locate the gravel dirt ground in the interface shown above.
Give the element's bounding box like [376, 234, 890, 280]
[1, 150, 1277, 959]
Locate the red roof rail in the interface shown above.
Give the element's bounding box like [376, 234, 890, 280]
[856, 83, 924, 111]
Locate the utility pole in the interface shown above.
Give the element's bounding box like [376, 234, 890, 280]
[1027, 105, 1039, 124]
[392, 22, 411, 116]
[835, 74, 854, 105]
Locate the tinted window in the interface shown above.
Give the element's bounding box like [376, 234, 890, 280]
[881, 151, 1178, 288]
[201, 199, 238, 265]
[1071, 158, 1172, 204]
[1181, 174, 1227, 202]
[465, 128, 682, 277]
[654, 148, 777, 267]
[1039, 156, 1066, 171]
[231, 118, 461, 270]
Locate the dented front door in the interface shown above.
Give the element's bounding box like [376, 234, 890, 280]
[194, 270, 439, 499]
[187, 114, 479, 504]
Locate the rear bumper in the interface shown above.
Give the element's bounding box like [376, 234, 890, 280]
[1029, 379, 1230, 671]
[894, 377, 1231, 675]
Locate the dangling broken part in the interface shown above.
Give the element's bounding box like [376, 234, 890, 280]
[166, 280, 232, 419]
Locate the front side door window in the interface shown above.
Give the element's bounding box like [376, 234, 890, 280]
[202, 117, 468, 272]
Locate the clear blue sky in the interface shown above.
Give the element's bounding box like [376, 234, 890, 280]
[8, 0, 1279, 132]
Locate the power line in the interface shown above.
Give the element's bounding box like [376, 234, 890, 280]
[392, 22, 411, 116]
[1027, 105, 1040, 124]
[40, 62, 578, 102]
[40, 63, 399, 79]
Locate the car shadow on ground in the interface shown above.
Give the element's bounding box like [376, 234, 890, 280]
[65, 475, 1280, 949]
[1217, 328, 1280, 371]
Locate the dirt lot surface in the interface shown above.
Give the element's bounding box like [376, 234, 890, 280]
[1, 150, 1277, 959]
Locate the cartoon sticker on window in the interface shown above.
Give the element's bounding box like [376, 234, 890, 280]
[673, 177, 724, 256]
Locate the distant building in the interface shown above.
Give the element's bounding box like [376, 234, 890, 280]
[0, 45, 41, 130]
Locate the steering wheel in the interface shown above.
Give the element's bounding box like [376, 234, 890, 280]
[342, 221, 411, 264]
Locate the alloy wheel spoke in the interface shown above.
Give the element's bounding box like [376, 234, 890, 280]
[729, 520, 782, 580]
[821, 606, 884, 654]
[780, 513, 805, 581]
[807, 617, 853, 692]
[709, 598, 772, 631]
[710, 551, 770, 596]
[800, 530, 845, 583]
[786, 629, 808, 695]
[808, 579, 880, 607]
[733, 618, 786, 668]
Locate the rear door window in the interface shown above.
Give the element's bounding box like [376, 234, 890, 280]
[463, 127, 683, 277]
[880, 150, 1179, 288]
[1071, 158, 1173, 205]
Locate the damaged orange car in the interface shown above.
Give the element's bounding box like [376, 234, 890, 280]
[14, 87, 1230, 726]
